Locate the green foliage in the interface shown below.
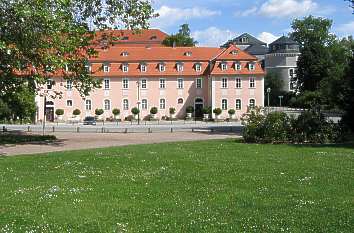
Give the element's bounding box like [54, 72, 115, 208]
[150, 107, 158, 115]
[213, 108, 222, 115]
[0, 133, 56, 145]
[131, 107, 140, 115]
[202, 106, 211, 114]
[186, 106, 194, 113]
[264, 72, 289, 106]
[241, 107, 266, 143]
[228, 109, 235, 115]
[73, 109, 81, 116]
[55, 109, 64, 116]
[95, 108, 104, 116]
[262, 112, 292, 143]
[162, 24, 197, 47]
[0, 99, 11, 120]
[112, 108, 120, 116]
[169, 107, 176, 115]
[341, 55, 354, 132]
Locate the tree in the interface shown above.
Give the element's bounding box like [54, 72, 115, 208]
[162, 24, 197, 47]
[347, 0, 354, 13]
[264, 72, 287, 106]
[0, 0, 156, 99]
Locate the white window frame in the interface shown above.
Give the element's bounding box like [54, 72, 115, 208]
[122, 64, 129, 73]
[249, 77, 255, 88]
[46, 79, 53, 90]
[159, 98, 166, 109]
[66, 80, 72, 91]
[221, 63, 227, 71]
[123, 99, 129, 110]
[236, 99, 242, 110]
[249, 99, 256, 108]
[196, 78, 202, 89]
[177, 63, 184, 72]
[104, 78, 110, 90]
[85, 99, 92, 111]
[140, 64, 147, 72]
[159, 63, 165, 72]
[195, 63, 202, 72]
[103, 64, 110, 73]
[104, 99, 111, 111]
[221, 77, 228, 89]
[122, 78, 129, 89]
[222, 99, 228, 110]
[289, 68, 296, 91]
[177, 78, 184, 89]
[248, 63, 255, 71]
[141, 99, 148, 110]
[235, 62, 242, 71]
[235, 78, 242, 89]
[66, 99, 73, 107]
[141, 79, 147, 89]
[159, 78, 166, 89]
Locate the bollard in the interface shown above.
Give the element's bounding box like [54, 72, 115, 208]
[76, 127, 80, 133]
[230, 127, 233, 132]
[101, 127, 104, 133]
[148, 128, 152, 133]
[124, 128, 128, 133]
[2, 126, 6, 132]
[27, 126, 30, 132]
[192, 128, 194, 132]
[52, 126, 55, 132]
[170, 128, 173, 133]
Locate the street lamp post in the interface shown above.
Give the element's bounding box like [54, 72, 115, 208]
[266, 87, 271, 114]
[43, 95, 47, 136]
[278, 95, 284, 107]
[136, 80, 140, 125]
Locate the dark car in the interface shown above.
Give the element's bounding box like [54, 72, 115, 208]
[83, 116, 96, 125]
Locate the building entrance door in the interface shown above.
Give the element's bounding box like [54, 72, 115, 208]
[194, 98, 204, 119]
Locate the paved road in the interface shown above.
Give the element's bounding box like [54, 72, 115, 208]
[0, 131, 240, 156]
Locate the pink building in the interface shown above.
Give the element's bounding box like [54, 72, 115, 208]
[36, 34, 264, 122]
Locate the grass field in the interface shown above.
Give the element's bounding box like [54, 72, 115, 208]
[0, 139, 353, 232]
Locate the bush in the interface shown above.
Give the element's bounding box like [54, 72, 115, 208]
[241, 107, 265, 143]
[95, 108, 104, 116]
[131, 107, 140, 115]
[169, 107, 176, 115]
[202, 106, 211, 114]
[112, 108, 120, 116]
[150, 107, 158, 115]
[186, 106, 194, 113]
[261, 112, 292, 143]
[228, 109, 235, 115]
[55, 109, 64, 116]
[213, 108, 222, 115]
[73, 109, 81, 116]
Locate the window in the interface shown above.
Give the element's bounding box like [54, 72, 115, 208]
[104, 99, 111, 111]
[249, 63, 255, 71]
[185, 51, 192, 56]
[121, 51, 129, 56]
[221, 78, 228, 88]
[159, 63, 165, 72]
[235, 78, 242, 88]
[241, 37, 248, 43]
[66, 80, 72, 91]
[66, 100, 73, 107]
[289, 68, 296, 91]
[123, 78, 129, 89]
[123, 99, 129, 110]
[235, 63, 242, 70]
[222, 99, 228, 110]
[196, 78, 202, 89]
[177, 63, 183, 72]
[160, 78, 166, 89]
[236, 99, 241, 110]
[140, 64, 147, 72]
[122, 64, 129, 72]
[249, 99, 256, 108]
[141, 79, 147, 89]
[221, 63, 227, 71]
[85, 64, 91, 72]
[178, 98, 184, 104]
[85, 100, 92, 110]
[103, 64, 109, 72]
[46, 80, 53, 89]
[159, 99, 166, 109]
[177, 78, 184, 89]
[249, 77, 255, 88]
[142, 99, 148, 110]
[195, 63, 202, 72]
[104, 78, 110, 90]
[230, 50, 238, 55]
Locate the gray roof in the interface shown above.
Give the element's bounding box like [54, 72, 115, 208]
[222, 33, 266, 47]
[245, 44, 268, 55]
[269, 36, 299, 45]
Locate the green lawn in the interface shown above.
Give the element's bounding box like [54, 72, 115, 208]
[0, 140, 353, 232]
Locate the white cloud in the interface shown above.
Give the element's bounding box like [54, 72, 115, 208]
[192, 27, 237, 47]
[337, 21, 354, 36]
[151, 6, 220, 29]
[257, 32, 280, 44]
[234, 7, 258, 17]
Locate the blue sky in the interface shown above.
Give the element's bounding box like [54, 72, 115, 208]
[149, 0, 354, 46]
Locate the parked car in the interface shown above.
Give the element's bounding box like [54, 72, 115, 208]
[83, 116, 96, 125]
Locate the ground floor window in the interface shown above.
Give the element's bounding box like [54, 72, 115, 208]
[236, 99, 241, 110]
[85, 100, 92, 110]
[142, 99, 148, 110]
[249, 99, 255, 108]
[67, 100, 73, 107]
[222, 99, 228, 110]
[104, 99, 111, 111]
[123, 99, 129, 110]
[160, 99, 166, 109]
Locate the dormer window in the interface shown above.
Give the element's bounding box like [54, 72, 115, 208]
[195, 63, 202, 72]
[85, 63, 91, 72]
[150, 35, 157, 40]
[221, 62, 227, 71]
[235, 62, 242, 70]
[230, 50, 238, 55]
[185, 51, 192, 56]
[140, 64, 147, 72]
[159, 63, 165, 72]
[122, 64, 129, 73]
[241, 37, 248, 43]
[248, 63, 256, 71]
[177, 63, 184, 72]
[103, 64, 110, 73]
[121, 51, 129, 57]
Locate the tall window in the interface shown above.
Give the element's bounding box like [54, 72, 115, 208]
[249, 99, 256, 108]
[195, 64, 202, 72]
[104, 78, 110, 90]
[142, 99, 148, 110]
[159, 63, 165, 72]
[85, 100, 92, 110]
[104, 99, 111, 111]
[235, 78, 241, 88]
[289, 68, 296, 91]
[103, 64, 109, 72]
[196, 78, 202, 89]
[222, 78, 228, 88]
[123, 78, 129, 89]
[236, 99, 241, 110]
[177, 63, 183, 72]
[235, 63, 241, 70]
[122, 64, 129, 72]
[221, 63, 227, 71]
[66, 100, 73, 107]
[222, 99, 228, 110]
[141, 79, 147, 89]
[249, 77, 255, 88]
[159, 99, 166, 109]
[123, 99, 129, 110]
[160, 78, 166, 89]
[140, 64, 147, 72]
[249, 63, 255, 71]
[66, 80, 72, 91]
[177, 78, 184, 89]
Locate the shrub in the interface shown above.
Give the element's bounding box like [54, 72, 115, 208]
[112, 108, 120, 116]
[169, 107, 176, 115]
[95, 108, 104, 116]
[261, 112, 292, 143]
[186, 106, 194, 113]
[241, 107, 265, 143]
[202, 107, 211, 114]
[150, 107, 158, 114]
[131, 107, 140, 115]
[72, 109, 81, 116]
[55, 109, 64, 116]
[228, 109, 235, 115]
[213, 108, 222, 116]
